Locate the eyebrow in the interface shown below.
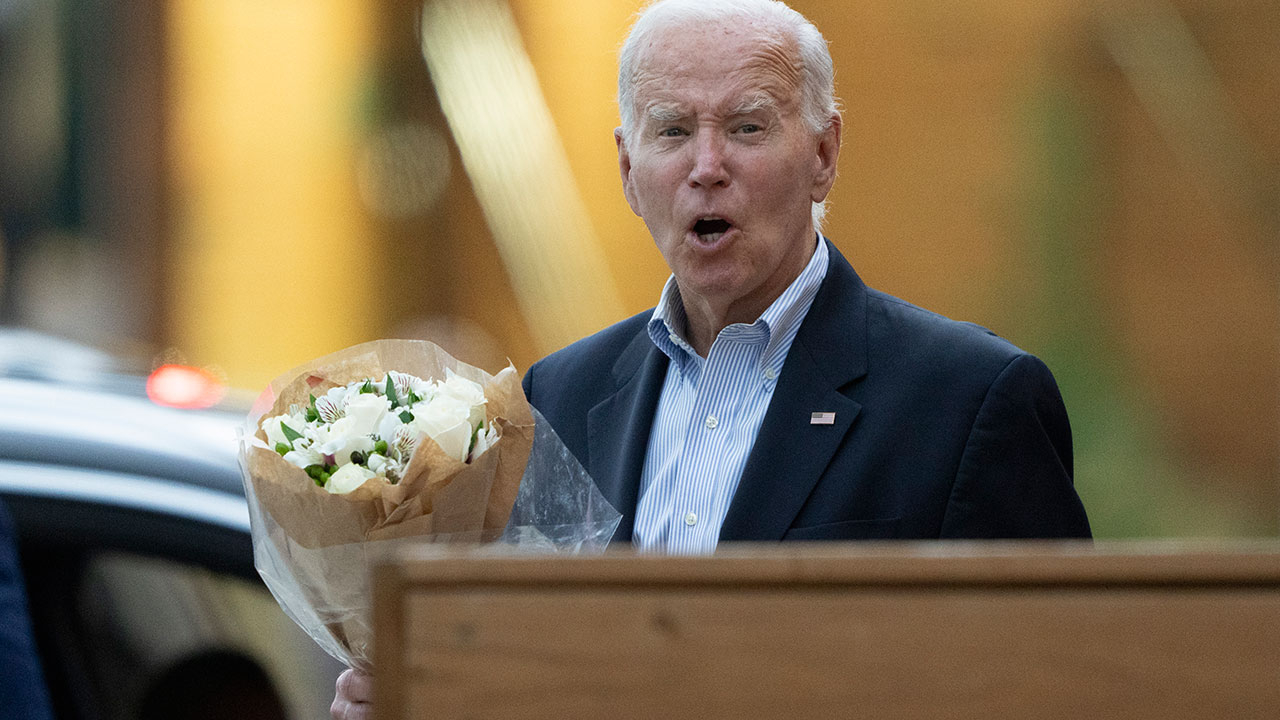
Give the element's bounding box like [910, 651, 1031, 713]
[641, 93, 780, 127]
[643, 103, 687, 125]
[729, 93, 779, 116]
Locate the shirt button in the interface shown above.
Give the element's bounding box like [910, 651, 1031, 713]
[705, 414, 718, 429]
[763, 368, 777, 381]
[684, 512, 698, 526]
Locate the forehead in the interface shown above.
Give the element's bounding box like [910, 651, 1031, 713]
[630, 20, 803, 114]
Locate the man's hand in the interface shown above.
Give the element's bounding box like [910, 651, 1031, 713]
[331, 668, 374, 720]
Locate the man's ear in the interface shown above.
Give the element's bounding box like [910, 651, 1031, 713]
[616, 127, 642, 217]
[809, 112, 842, 204]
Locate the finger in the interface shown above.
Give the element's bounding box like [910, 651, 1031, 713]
[331, 698, 374, 720]
[337, 668, 376, 703]
[333, 668, 376, 719]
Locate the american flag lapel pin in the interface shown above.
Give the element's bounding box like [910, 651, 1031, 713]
[810, 411, 836, 425]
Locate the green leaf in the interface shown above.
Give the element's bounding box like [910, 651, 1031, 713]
[306, 394, 320, 422]
[280, 422, 304, 443]
[398, 410, 414, 424]
[467, 420, 485, 458]
[384, 375, 399, 407]
[360, 379, 373, 394]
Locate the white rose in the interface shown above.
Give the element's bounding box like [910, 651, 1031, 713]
[409, 398, 473, 462]
[326, 463, 375, 494]
[435, 370, 487, 427]
[343, 393, 391, 437]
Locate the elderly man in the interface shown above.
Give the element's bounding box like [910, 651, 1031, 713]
[524, 0, 1090, 550]
[332, 0, 1088, 715]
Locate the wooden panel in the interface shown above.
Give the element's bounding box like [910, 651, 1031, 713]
[373, 543, 1280, 719]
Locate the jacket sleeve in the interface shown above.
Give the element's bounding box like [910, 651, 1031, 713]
[940, 353, 1092, 539]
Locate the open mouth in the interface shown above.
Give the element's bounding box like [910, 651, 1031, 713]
[692, 217, 733, 243]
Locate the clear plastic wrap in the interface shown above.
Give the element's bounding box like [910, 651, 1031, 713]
[237, 340, 620, 670]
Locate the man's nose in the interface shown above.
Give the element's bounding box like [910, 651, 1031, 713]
[688, 132, 729, 188]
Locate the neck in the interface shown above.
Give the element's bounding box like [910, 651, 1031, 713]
[681, 296, 751, 358]
[679, 234, 819, 357]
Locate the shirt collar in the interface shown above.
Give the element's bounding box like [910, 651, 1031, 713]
[648, 274, 697, 366]
[647, 234, 829, 373]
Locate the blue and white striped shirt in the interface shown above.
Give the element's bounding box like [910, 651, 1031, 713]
[633, 237, 829, 553]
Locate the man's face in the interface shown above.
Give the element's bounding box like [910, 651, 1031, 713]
[617, 20, 840, 324]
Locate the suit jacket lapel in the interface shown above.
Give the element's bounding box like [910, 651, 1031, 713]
[586, 329, 668, 543]
[719, 241, 869, 541]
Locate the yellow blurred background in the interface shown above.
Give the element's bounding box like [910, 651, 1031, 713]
[1, 0, 1277, 537]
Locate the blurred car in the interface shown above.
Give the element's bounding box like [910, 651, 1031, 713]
[0, 330, 344, 720]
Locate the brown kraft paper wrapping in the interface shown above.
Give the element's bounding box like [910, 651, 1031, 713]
[238, 339, 535, 670]
[244, 339, 533, 549]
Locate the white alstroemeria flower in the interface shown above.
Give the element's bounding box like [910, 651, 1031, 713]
[386, 371, 419, 404]
[282, 445, 323, 469]
[436, 369, 487, 427]
[344, 393, 391, 437]
[317, 417, 376, 466]
[322, 385, 349, 404]
[315, 386, 349, 423]
[408, 375, 432, 403]
[301, 422, 324, 445]
[366, 453, 389, 476]
[262, 414, 299, 448]
[376, 411, 406, 450]
[392, 424, 419, 462]
[409, 398, 472, 462]
[470, 422, 499, 459]
[326, 463, 375, 494]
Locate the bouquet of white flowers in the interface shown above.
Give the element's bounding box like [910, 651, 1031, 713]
[239, 339, 619, 671]
[261, 368, 500, 494]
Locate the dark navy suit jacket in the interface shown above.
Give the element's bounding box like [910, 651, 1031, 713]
[522, 240, 1091, 542]
[0, 500, 53, 719]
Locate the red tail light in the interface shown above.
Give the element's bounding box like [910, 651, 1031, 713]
[146, 364, 226, 409]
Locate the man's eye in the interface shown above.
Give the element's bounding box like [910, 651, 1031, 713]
[738, 124, 761, 134]
[659, 127, 686, 137]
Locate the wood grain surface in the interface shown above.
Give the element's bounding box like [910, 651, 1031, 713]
[373, 542, 1280, 719]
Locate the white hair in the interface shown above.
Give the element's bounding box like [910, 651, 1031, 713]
[617, 0, 839, 230]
